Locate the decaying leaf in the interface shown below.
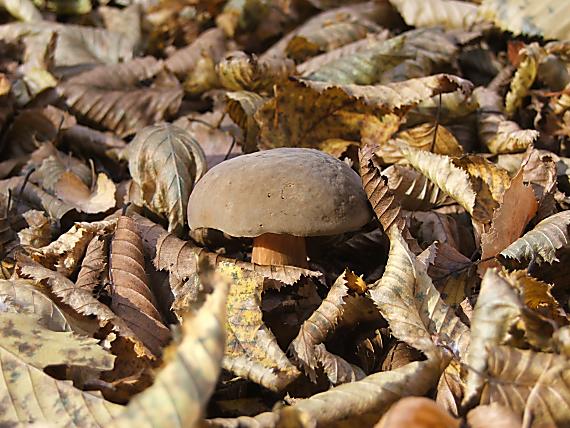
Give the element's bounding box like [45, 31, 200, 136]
[54, 171, 116, 214]
[221, 263, 300, 392]
[500, 210, 570, 265]
[109, 216, 171, 357]
[123, 123, 207, 232]
[505, 43, 541, 116]
[109, 274, 229, 428]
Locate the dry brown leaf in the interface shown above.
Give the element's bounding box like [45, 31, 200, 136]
[453, 155, 511, 204]
[481, 346, 570, 427]
[225, 90, 267, 153]
[18, 259, 155, 359]
[359, 144, 404, 232]
[314, 343, 366, 386]
[474, 87, 539, 154]
[75, 234, 106, 292]
[479, 170, 538, 274]
[390, 0, 478, 29]
[17, 209, 52, 248]
[164, 28, 227, 79]
[369, 226, 469, 359]
[374, 396, 460, 428]
[123, 123, 207, 233]
[395, 122, 464, 157]
[30, 219, 116, 276]
[255, 74, 472, 150]
[500, 210, 570, 265]
[109, 273, 229, 428]
[54, 171, 116, 214]
[217, 51, 295, 93]
[109, 216, 171, 357]
[382, 165, 454, 211]
[59, 57, 183, 138]
[505, 43, 542, 115]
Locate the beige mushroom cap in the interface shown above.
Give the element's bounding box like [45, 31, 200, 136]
[187, 148, 372, 237]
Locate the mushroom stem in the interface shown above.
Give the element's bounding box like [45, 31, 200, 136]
[252, 233, 308, 268]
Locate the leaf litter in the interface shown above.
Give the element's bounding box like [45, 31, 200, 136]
[2, 1, 570, 427]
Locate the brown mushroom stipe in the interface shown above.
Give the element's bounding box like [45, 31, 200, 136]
[188, 148, 372, 267]
[251, 233, 308, 268]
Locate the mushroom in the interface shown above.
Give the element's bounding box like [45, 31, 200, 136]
[187, 148, 372, 268]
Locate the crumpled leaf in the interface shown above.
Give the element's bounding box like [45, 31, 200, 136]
[75, 234, 106, 292]
[109, 271, 229, 428]
[463, 268, 557, 407]
[389, 0, 478, 30]
[481, 345, 570, 427]
[225, 90, 267, 152]
[480, 0, 570, 42]
[289, 270, 374, 382]
[59, 57, 183, 137]
[500, 210, 570, 265]
[505, 43, 541, 115]
[382, 164, 454, 211]
[474, 87, 539, 154]
[109, 216, 171, 357]
[30, 219, 116, 276]
[400, 146, 484, 221]
[368, 226, 469, 359]
[17, 209, 52, 248]
[216, 51, 295, 93]
[285, 13, 380, 62]
[221, 263, 300, 392]
[18, 259, 155, 359]
[123, 123, 206, 232]
[359, 144, 404, 232]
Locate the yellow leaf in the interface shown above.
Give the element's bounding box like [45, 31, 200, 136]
[505, 43, 542, 115]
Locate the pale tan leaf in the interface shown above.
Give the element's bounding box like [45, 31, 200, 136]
[467, 404, 521, 428]
[369, 226, 469, 359]
[500, 210, 570, 265]
[0, 21, 135, 67]
[396, 122, 464, 157]
[482, 346, 570, 427]
[109, 275, 228, 428]
[400, 147, 479, 220]
[305, 28, 458, 85]
[0, 346, 121, 427]
[0, 278, 71, 332]
[462, 268, 554, 407]
[54, 172, 116, 214]
[0, 312, 115, 370]
[313, 343, 366, 386]
[0, 0, 42, 21]
[389, 0, 478, 30]
[123, 123, 206, 232]
[382, 165, 454, 211]
[480, 0, 570, 42]
[480, 170, 538, 273]
[110, 216, 171, 357]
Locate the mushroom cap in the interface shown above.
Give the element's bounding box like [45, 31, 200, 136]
[187, 148, 372, 237]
